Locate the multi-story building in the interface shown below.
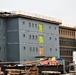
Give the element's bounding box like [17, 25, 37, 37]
[0, 11, 61, 62]
[59, 25, 76, 61]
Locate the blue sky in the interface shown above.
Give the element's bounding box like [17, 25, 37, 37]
[0, 0, 76, 26]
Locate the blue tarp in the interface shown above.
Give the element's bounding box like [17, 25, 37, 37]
[56, 57, 62, 60]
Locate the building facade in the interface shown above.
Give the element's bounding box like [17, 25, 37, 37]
[59, 25, 76, 61]
[0, 11, 61, 61]
[0, 17, 6, 61]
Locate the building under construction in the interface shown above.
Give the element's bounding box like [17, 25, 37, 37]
[0, 11, 76, 62]
[0, 11, 61, 62]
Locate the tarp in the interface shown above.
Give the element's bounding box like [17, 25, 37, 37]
[56, 57, 62, 60]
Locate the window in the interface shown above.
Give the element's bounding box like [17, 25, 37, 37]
[29, 35, 31, 39]
[50, 48, 52, 51]
[49, 26, 51, 29]
[38, 24, 43, 32]
[70, 32, 71, 36]
[36, 47, 38, 52]
[23, 21, 25, 24]
[54, 27, 56, 30]
[55, 48, 57, 51]
[29, 23, 31, 27]
[23, 47, 26, 50]
[55, 38, 57, 40]
[30, 47, 32, 51]
[68, 31, 69, 35]
[38, 35, 44, 43]
[23, 34, 25, 37]
[32, 23, 34, 27]
[32, 35, 34, 40]
[35, 24, 37, 28]
[49, 37, 51, 40]
[59, 30, 60, 34]
[72, 32, 74, 36]
[33, 47, 35, 52]
[39, 47, 44, 55]
[61, 30, 62, 34]
[36, 35, 37, 40]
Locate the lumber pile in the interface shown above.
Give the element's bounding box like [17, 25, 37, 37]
[27, 65, 39, 75]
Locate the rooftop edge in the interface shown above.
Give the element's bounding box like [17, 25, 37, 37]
[0, 10, 62, 25]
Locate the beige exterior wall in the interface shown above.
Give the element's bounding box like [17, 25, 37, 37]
[59, 26, 76, 61]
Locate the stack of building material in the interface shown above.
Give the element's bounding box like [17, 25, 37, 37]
[6, 69, 21, 75]
[49, 60, 60, 65]
[27, 65, 39, 75]
[42, 71, 61, 75]
[40, 57, 60, 66]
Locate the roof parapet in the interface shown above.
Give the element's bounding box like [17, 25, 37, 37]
[0, 10, 13, 16]
[60, 23, 76, 27]
[11, 10, 62, 24]
[59, 24, 76, 30]
[0, 10, 62, 24]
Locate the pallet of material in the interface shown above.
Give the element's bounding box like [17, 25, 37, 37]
[42, 71, 61, 75]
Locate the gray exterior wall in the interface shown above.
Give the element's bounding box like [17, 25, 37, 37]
[0, 17, 60, 62]
[6, 18, 19, 61]
[18, 18, 60, 61]
[0, 18, 7, 61]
